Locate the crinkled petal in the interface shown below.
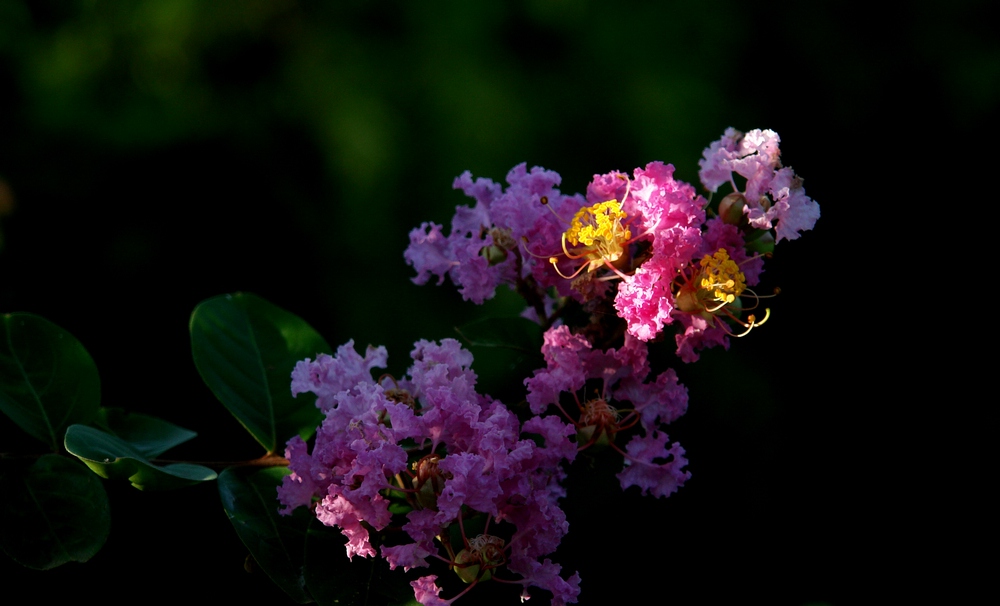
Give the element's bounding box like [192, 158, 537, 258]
[404, 222, 454, 286]
[615, 255, 676, 341]
[411, 575, 448, 606]
[525, 326, 590, 413]
[510, 559, 581, 606]
[673, 313, 729, 363]
[315, 493, 378, 559]
[614, 368, 688, 431]
[768, 168, 820, 242]
[290, 341, 388, 411]
[617, 432, 691, 498]
[381, 543, 432, 572]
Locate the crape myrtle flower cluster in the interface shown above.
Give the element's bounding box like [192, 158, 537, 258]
[279, 339, 581, 605]
[406, 127, 819, 361]
[279, 129, 818, 605]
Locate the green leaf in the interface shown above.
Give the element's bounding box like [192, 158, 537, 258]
[218, 466, 312, 603]
[454, 316, 543, 352]
[190, 293, 329, 454]
[0, 313, 100, 451]
[64, 424, 216, 490]
[92, 407, 197, 459]
[0, 454, 109, 569]
[744, 228, 776, 254]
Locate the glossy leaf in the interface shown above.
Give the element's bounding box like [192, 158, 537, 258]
[64, 424, 216, 490]
[190, 293, 328, 454]
[0, 454, 109, 569]
[92, 407, 197, 459]
[454, 316, 543, 352]
[0, 313, 100, 451]
[218, 466, 311, 603]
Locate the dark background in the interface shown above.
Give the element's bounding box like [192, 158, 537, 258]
[0, 0, 990, 604]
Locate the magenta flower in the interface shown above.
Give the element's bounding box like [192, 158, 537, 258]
[614, 253, 677, 342]
[574, 161, 709, 344]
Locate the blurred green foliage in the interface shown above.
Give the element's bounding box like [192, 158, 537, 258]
[1, 0, 989, 361]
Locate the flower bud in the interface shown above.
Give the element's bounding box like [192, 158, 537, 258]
[673, 281, 702, 314]
[480, 243, 508, 265]
[718, 192, 746, 225]
[413, 455, 448, 510]
[453, 548, 486, 583]
[576, 423, 614, 449]
[577, 398, 618, 449]
[453, 535, 505, 583]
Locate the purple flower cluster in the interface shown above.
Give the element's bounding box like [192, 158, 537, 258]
[525, 325, 691, 498]
[284, 129, 818, 605]
[404, 164, 588, 306]
[406, 128, 819, 361]
[279, 339, 581, 605]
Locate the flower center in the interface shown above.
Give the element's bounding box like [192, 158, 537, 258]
[674, 248, 771, 337]
[577, 398, 620, 447]
[565, 201, 631, 272]
[698, 248, 746, 307]
[453, 534, 506, 583]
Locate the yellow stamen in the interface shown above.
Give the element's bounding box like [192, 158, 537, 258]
[698, 249, 746, 304]
[558, 200, 631, 274]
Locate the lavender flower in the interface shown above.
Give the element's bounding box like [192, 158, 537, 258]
[279, 339, 580, 605]
[698, 127, 820, 242]
[404, 164, 587, 305]
[525, 325, 691, 497]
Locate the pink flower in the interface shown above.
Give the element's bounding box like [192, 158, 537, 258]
[388, 132, 822, 602]
[757, 167, 822, 243]
[699, 127, 819, 242]
[614, 367, 688, 430]
[314, 492, 385, 558]
[614, 253, 677, 341]
[585, 169, 629, 204]
[625, 161, 705, 264]
[411, 575, 449, 606]
[598, 161, 707, 342]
